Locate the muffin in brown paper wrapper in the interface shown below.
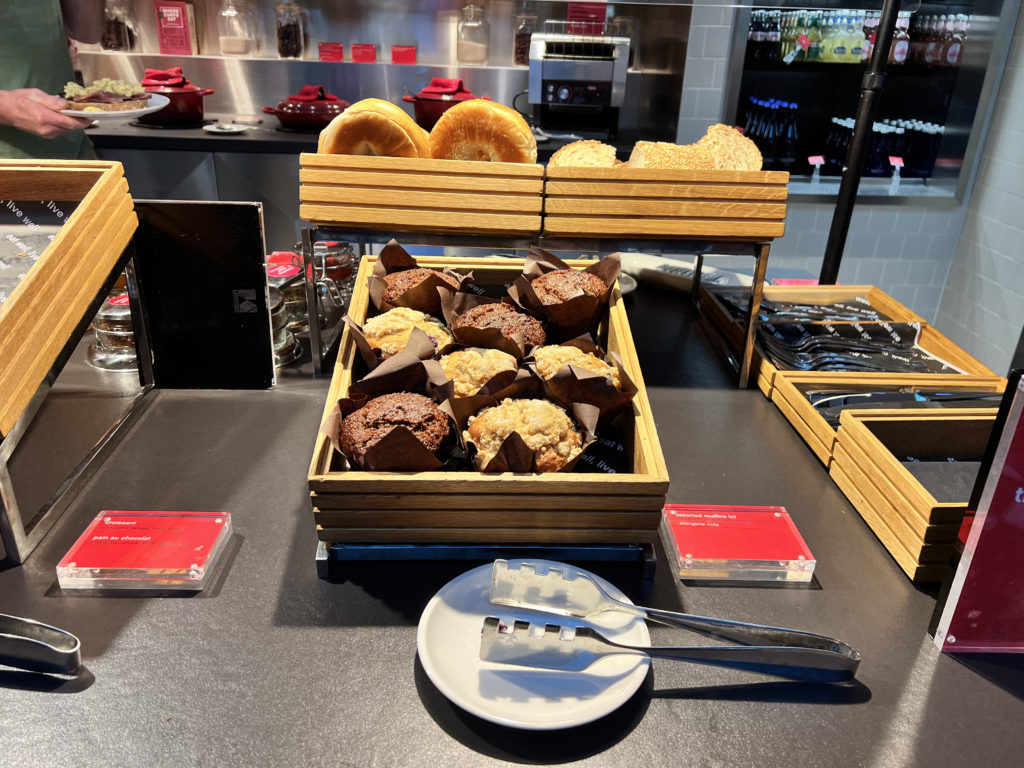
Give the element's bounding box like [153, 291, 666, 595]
[450, 396, 599, 474]
[320, 347, 456, 471]
[440, 290, 546, 360]
[507, 247, 621, 336]
[433, 352, 539, 404]
[369, 239, 471, 315]
[525, 336, 639, 420]
[343, 315, 456, 370]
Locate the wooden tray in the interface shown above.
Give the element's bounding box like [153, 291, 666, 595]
[701, 284, 929, 383]
[830, 409, 997, 582]
[0, 160, 137, 437]
[542, 166, 789, 239]
[771, 373, 1006, 466]
[307, 255, 670, 545]
[299, 154, 544, 236]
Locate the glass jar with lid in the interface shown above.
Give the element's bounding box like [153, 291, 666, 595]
[513, 4, 538, 66]
[275, 2, 304, 59]
[217, 0, 256, 57]
[457, 4, 490, 65]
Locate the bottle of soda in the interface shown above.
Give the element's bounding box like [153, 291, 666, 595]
[890, 12, 910, 65]
[779, 102, 799, 170]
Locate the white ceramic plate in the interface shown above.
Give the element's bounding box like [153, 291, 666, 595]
[60, 93, 170, 120]
[202, 123, 251, 135]
[417, 559, 650, 730]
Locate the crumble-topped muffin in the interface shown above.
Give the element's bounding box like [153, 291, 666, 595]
[453, 303, 546, 348]
[464, 398, 582, 473]
[440, 347, 518, 398]
[530, 269, 607, 305]
[340, 392, 449, 461]
[361, 307, 453, 358]
[533, 345, 620, 389]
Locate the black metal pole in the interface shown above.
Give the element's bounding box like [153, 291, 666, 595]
[819, 0, 903, 284]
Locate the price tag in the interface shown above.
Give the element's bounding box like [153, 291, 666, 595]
[807, 155, 825, 166]
[352, 44, 377, 63]
[797, 33, 811, 51]
[889, 156, 905, 167]
[317, 42, 344, 62]
[783, 49, 799, 64]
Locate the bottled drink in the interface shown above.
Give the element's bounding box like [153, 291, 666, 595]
[943, 14, 965, 66]
[924, 15, 946, 66]
[778, 102, 799, 169]
[890, 12, 910, 65]
[748, 10, 766, 63]
[765, 11, 781, 63]
[806, 12, 822, 61]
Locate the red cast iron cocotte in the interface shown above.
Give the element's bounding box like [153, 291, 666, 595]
[402, 78, 485, 131]
[263, 85, 349, 130]
[138, 67, 214, 125]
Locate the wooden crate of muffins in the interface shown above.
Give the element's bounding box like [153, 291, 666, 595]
[830, 408, 998, 583]
[299, 98, 544, 236]
[307, 243, 670, 545]
[542, 127, 789, 239]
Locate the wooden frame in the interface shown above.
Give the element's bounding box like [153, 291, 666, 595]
[0, 160, 140, 563]
[299, 154, 545, 236]
[307, 255, 670, 545]
[542, 166, 789, 239]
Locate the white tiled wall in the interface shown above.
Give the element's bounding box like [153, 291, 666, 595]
[934, 1, 1024, 375]
[677, 3, 738, 145]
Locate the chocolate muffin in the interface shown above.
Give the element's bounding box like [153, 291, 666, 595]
[465, 398, 582, 473]
[340, 392, 450, 461]
[453, 303, 546, 347]
[382, 268, 460, 313]
[362, 307, 453, 358]
[440, 347, 518, 398]
[533, 345, 620, 389]
[531, 269, 607, 305]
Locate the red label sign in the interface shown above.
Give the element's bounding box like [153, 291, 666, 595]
[267, 264, 301, 278]
[889, 156, 904, 167]
[797, 33, 810, 50]
[352, 44, 377, 63]
[808, 155, 825, 166]
[318, 42, 344, 62]
[392, 45, 416, 65]
[108, 294, 131, 306]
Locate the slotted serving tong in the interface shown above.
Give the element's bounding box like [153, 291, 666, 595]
[480, 560, 860, 683]
[0, 614, 81, 675]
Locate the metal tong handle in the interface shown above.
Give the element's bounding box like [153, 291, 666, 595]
[586, 628, 858, 682]
[0, 614, 81, 675]
[618, 603, 855, 655]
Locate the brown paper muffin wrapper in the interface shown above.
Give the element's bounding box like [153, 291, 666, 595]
[343, 315, 454, 371]
[433, 357, 539, 404]
[524, 336, 639, 420]
[507, 248, 621, 336]
[440, 291, 544, 360]
[450, 396, 599, 474]
[320, 348, 456, 472]
[369, 239, 472, 314]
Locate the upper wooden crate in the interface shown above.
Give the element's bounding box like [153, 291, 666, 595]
[542, 166, 789, 239]
[307, 255, 670, 545]
[299, 154, 544, 236]
[0, 160, 137, 438]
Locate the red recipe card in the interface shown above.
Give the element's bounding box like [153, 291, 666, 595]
[57, 510, 231, 592]
[392, 45, 417, 65]
[318, 42, 345, 62]
[352, 44, 377, 63]
[661, 504, 815, 582]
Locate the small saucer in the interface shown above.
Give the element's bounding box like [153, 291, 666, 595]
[202, 123, 250, 135]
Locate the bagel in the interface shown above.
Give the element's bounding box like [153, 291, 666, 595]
[428, 99, 537, 163]
[548, 140, 617, 168]
[317, 98, 431, 158]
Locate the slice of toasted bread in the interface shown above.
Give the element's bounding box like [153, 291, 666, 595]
[627, 141, 715, 170]
[698, 124, 763, 171]
[548, 140, 618, 168]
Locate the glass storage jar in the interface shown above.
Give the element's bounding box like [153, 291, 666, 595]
[101, 0, 138, 52]
[513, 7, 538, 66]
[457, 4, 490, 65]
[217, 0, 256, 57]
[275, 2, 304, 59]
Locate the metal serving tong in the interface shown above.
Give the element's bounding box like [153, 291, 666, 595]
[481, 560, 860, 683]
[0, 614, 82, 675]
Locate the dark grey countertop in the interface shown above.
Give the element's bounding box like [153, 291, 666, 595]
[2, 285, 1023, 767]
[84, 115, 639, 161]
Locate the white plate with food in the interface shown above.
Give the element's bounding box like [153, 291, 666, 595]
[60, 93, 169, 120]
[417, 559, 650, 730]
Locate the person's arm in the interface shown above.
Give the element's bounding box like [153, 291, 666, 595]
[0, 89, 93, 138]
[60, 0, 105, 44]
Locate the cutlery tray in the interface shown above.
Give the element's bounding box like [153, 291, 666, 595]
[830, 409, 998, 582]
